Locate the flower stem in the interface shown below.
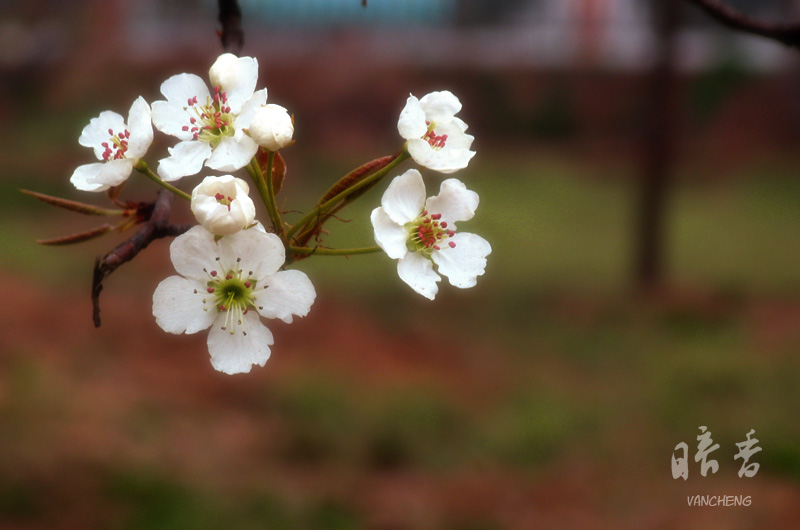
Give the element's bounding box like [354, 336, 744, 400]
[134, 161, 191, 201]
[286, 150, 409, 242]
[249, 152, 286, 241]
[289, 245, 383, 256]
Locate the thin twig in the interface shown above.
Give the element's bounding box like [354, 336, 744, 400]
[686, 0, 800, 48]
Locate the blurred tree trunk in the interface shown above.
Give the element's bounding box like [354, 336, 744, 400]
[635, 0, 682, 292]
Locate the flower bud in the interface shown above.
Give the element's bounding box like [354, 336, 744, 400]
[191, 175, 256, 236]
[209, 53, 242, 89]
[249, 104, 294, 151]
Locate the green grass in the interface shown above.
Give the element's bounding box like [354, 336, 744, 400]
[261, 152, 800, 298]
[6, 150, 800, 295]
[4, 152, 800, 526]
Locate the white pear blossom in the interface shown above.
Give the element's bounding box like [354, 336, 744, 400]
[70, 96, 153, 192]
[371, 169, 491, 300]
[152, 224, 316, 375]
[191, 175, 256, 236]
[248, 104, 294, 151]
[151, 53, 267, 181]
[397, 90, 475, 174]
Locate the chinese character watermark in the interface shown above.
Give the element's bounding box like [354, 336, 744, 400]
[672, 427, 761, 480]
[733, 429, 761, 478]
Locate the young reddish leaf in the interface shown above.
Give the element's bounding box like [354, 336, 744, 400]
[20, 189, 126, 216]
[36, 224, 114, 245]
[318, 155, 394, 206]
[256, 148, 287, 195]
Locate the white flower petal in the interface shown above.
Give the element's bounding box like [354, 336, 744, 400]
[397, 252, 440, 300]
[419, 90, 462, 125]
[207, 311, 273, 374]
[424, 178, 479, 226]
[407, 138, 474, 174]
[151, 100, 194, 141]
[209, 54, 258, 114]
[157, 140, 211, 181]
[217, 228, 286, 279]
[125, 96, 153, 159]
[434, 119, 474, 150]
[152, 276, 217, 334]
[94, 158, 134, 188]
[79, 110, 125, 160]
[381, 169, 426, 225]
[236, 89, 268, 130]
[170, 225, 223, 280]
[371, 207, 409, 260]
[70, 163, 107, 192]
[450, 116, 470, 134]
[397, 95, 428, 140]
[160, 72, 210, 106]
[255, 270, 316, 324]
[206, 135, 258, 172]
[431, 232, 491, 289]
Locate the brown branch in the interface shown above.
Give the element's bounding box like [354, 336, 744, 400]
[218, 0, 244, 54]
[686, 0, 800, 48]
[92, 191, 192, 327]
[91, 3, 244, 327]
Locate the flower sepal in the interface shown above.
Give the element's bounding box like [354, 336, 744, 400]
[255, 148, 287, 196]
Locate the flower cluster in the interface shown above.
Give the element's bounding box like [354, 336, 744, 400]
[45, 53, 490, 375]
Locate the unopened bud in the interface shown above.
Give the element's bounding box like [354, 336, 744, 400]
[209, 53, 243, 90]
[191, 175, 256, 236]
[249, 104, 294, 151]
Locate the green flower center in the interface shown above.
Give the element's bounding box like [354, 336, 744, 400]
[405, 210, 456, 257]
[185, 86, 235, 148]
[197, 257, 269, 336]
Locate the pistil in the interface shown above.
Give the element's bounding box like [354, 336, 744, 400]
[199, 261, 261, 335]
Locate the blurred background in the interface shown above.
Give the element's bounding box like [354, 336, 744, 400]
[2, 0, 800, 528]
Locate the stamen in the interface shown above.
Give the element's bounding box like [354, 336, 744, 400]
[183, 89, 235, 145]
[407, 210, 457, 255]
[421, 122, 448, 150]
[101, 127, 132, 161]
